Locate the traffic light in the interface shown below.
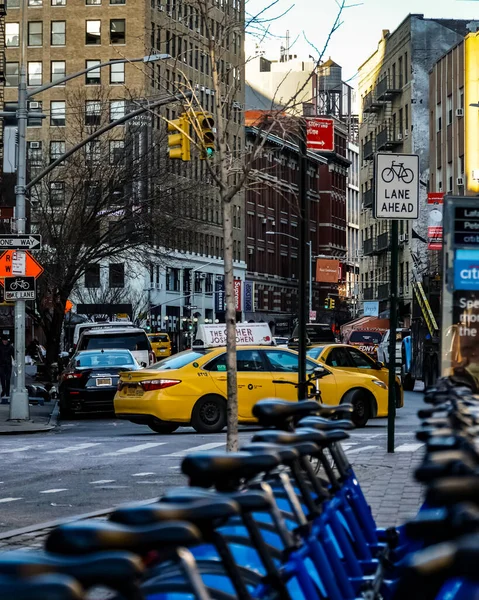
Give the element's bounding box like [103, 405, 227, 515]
[145, 320, 151, 332]
[196, 112, 215, 159]
[167, 114, 191, 161]
[330, 298, 336, 309]
[324, 298, 330, 309]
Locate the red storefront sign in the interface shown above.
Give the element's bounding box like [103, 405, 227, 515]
[427, 192, 444, 250]
[234, 279, 242, 311]
[306, 118, 334, 152]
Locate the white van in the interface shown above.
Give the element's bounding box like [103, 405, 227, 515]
[193, 323, 273, 348]
[76, 327, 154, 366]
[73, 321, 134, 349]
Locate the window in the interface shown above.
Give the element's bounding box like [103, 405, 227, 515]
[86, 60, 101, 84]
[6, 23, 19, 47]
[28, 0, 42, 6]
[27, 62, 42, 86]
[50, 101, 65, 126]
[28, 101, 42, 126]
[27, 141, 43, 167]
[263, 350, 297, 372]
[86, 140, 101, 164]
[85, 100, 101, 126]
[51, 0, 66, 5]
[86, 0, 100, 4]
[49, 182, 65, 205]
[50, 141, 65, 162]
[51, 60, 66, 84]
[325, 347, 353, 368]
[110, 62, 124, 83]
[5, 63, 19, 87]
[165, 267, 180, 291]
[347, 348, 376, 369]
[6, 0, 20, 8]
[110, 0, 125, 4]
[109, 263, 125, 288]
[110, 100, 126, 121]
[85, 264, 101, 288]
[86, 20, 101, 44]
[110, 19, 125, 44]
[109, 140, 124, 164]
[28, 22, 42, 46]
[205, 350, 265, 372]
[51, 21, 65, 45]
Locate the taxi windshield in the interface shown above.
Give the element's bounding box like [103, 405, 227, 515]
[149, 350, 210, 370]
[149, 335, 169, 343]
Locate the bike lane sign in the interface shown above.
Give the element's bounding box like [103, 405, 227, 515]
[5, 276, 36, 300]
[374, 153, 419, 219]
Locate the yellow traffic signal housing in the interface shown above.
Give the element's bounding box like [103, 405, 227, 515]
[167, 114, 191, 161]
[330, 298, 336, 309]
[196, 112, 215, 159]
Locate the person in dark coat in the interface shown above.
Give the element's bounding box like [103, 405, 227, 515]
[0, 336, 14, 398]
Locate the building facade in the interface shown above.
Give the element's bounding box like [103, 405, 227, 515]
[346, 140, 360, 318]
[358, 14, 472, 320]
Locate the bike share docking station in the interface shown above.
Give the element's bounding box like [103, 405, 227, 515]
[374, 153, 419, 452]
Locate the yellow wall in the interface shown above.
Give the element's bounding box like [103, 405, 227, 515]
[465, 32, 479, 195]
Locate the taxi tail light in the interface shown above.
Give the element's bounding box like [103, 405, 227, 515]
[140, 379, 181, 392]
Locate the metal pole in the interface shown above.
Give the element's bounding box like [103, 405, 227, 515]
[387, 220, 399, 453]
[10, 0, 29, 420]
[297, 120, 309, 401]
[308, 243, 312, 322]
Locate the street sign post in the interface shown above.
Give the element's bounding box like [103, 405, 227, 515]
[306, 118, 334, 152]
[0, 235, 41, 250]
[4, 276, 35, 300]
[374, 153, 420, 453]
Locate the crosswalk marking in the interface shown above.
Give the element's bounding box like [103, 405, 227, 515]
[46, 443, 101, 454]
[0, 497, 22, 503]
[40, 489, 68, 494]
[395, 443, 424, 453]
[102, 442, 166, 456]
[132, 472, 155, 477]
[0, 446, 34, 453]
[90, 480, 115, 484]
[162, 441, 225, 457]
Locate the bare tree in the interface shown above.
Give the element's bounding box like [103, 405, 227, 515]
[27, 86, 201, 372]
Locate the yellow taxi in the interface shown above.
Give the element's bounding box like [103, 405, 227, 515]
[147, 333, 172, 360]
[114, 343, 396, 433]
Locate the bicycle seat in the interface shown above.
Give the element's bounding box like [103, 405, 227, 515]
[315, 404, 354, 419]
[426, 476, 479, 506]
[0, 550, 143, 592]
[240, 442, 299, 464]
[161, 488, 273, 513]
[297, 416, 355, 431]
[415, 457, 476, 483]
[46, 520, 202, 556]
[421, 417, 451, 428]
[181, 451, 280, 491]
[110, 497, 239, 528]
[252, 428, 349, 449]
[0, 574, 83, 600]
[252, 399, 320, 429]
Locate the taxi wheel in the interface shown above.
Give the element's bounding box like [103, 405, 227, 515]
[191, 395, 226, 433]
[148, 422, 179, 434]
[343, 389, 370, 427]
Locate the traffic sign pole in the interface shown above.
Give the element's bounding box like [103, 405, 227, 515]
[387, 220, 398, 453]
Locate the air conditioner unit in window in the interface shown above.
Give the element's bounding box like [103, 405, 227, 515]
[159, 5, 164, 9]
[397, 133, 403, 141]
[29, 102, 40, 109]
[232, 101, 242, 109]
[156, 283, 162, 290]
[215, 275, 223, 281]
[29, 141, 41, 149]
[438, 182, 443, 190]
[399, 287, 404, 295]
[457, 177, 465, 186]
[51, 182, 63, 190]
[404, 129, 409, 137]
[399, 234, 406, 243]
[456, 108, 464, 117]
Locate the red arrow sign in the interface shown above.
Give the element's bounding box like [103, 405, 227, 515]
[306, 118, 335, 152]
[0, 251, 44, 284]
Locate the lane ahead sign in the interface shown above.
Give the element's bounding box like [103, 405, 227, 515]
[375, 153, 419, 219]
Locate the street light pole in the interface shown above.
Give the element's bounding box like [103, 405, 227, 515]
[6, 52, 171, 421]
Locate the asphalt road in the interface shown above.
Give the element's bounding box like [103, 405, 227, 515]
[0, 390, 423, 531]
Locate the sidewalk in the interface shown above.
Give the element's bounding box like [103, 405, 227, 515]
[0, 446, 424, 552]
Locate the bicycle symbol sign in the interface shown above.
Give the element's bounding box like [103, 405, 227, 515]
[4, 276, 36, 301]
[375, 153, 419, 220]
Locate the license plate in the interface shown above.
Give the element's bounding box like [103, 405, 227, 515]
[96, 378, 112, 386]
[160, 349, 166, 353]
[123, 385, 143, 397]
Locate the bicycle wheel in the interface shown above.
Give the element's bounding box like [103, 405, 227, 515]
[381, 167, 394, 183]
[401, 168, 414, 184]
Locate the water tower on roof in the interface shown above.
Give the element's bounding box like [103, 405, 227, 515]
[317, 58, 343, 118]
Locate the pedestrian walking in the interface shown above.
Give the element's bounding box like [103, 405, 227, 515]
[0, 336, 14, 399]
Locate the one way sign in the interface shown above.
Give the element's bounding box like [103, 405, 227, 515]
[0, 235, 42, 250]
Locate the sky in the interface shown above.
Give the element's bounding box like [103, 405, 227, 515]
[245, 0, 479, 82]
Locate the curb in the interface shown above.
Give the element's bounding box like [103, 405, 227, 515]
[0, 401, 58, 435]
[0, 497, 159, 541]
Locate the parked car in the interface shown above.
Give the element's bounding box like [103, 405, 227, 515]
[148, 333, 172, 360]
[76, 327, 155, 366]
[59, 349, 142, 418]
[72, 321, 135, 350]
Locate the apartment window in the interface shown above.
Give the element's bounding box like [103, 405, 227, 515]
[49, 182, 65, 205]
[51, 21, 65, 45]
[6, 0, 20, 8]
[5, 63, 19, 87]
[51, 61, 66, 84]
[28, 0, 42, 5]
[27, 101, 42, 126]
[85, 60, 101, 84]
[109, 263, 125, 288]
[110, 62, 124, 83]
[86, 0, 101, 4]
[6, 23, 19, 47]
[28, 22, 42, 46]
[447, 95, 453, 125]
[86, 140, 101, 164]
[110, 100, 126, 121]
[405, 104, 409, 132]
[85, 264, 100, 288]
[110, 19, 125, 44]
[51, 0, 66, 5]
[50, 101, 66, 126]
[50, 141, 65, 162]
[86, 20, 101, 44]
[85, 101, 101, 126]
[27, 62, 42, 86]
[110, 0, 125, 4]
[110, 140, 124, 164]
[165, 267, 180, 291]
[27, 141, 43, 166]
[404, 52, 408, 84]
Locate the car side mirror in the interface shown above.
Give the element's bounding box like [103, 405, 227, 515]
[375, 361, 384, 369]
[314, 365, 330, 378]
[141, 362, 147, 368]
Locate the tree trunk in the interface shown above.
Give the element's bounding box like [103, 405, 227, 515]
[43, 301, 66, 381]
[223, 198, 238, 452]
